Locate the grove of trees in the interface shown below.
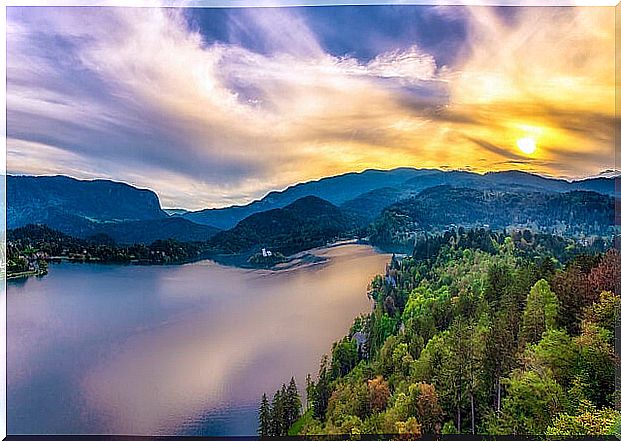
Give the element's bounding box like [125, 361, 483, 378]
[263, 229, 620, 436]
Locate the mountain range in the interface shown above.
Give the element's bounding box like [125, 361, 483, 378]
[7, 169, 617, 254]
[180, 169, 616, 229]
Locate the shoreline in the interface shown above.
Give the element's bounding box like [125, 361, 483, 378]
[7, 269, 47, 280]
[10, 240, 381, 280]
[208, 239, 369, 273]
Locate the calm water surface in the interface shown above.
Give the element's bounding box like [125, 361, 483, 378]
[8, 244, 389, 435]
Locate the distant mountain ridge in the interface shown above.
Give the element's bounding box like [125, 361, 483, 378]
[182, 169, 617, 229]
[8, 175, 167, 226]
[182, 167, 427, 229]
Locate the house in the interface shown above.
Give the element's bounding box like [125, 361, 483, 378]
[352, 331, 369, 359]
[352, 331, 367, 350]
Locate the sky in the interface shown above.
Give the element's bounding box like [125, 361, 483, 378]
[6, 5, 615, 209]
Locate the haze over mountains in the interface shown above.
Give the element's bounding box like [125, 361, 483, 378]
[7, 168, 617, 256]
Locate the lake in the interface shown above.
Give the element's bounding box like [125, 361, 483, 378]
[7, 244, 390, 436]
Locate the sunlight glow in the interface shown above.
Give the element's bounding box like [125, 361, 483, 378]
[517, 137, 537, 155]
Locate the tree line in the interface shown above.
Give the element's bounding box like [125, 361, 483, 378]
[7, 224, 205, 278]
[259, 377, 302, 436]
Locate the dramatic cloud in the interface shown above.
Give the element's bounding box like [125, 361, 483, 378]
[6, 5, 615, 208]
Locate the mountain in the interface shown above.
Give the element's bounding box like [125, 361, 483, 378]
[7, 175, 219, 244]
[483, 170, 572, 191]
[340, 186, 414, 222]
[182, 169, 616, 230]
[182, 168, 429, 229]
[572, 177, 617, 196]
[8, 175, 167, 229]
[163, 208, 189, 216]
[9, 170, 616, 246]
[343, 170, 617, 224]
[369, 186, 615, 251]
[206, 196, 360, 256]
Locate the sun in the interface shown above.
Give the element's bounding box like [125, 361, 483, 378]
[517, 137, 537, 155]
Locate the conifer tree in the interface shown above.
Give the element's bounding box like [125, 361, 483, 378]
[258, 393, 271, 436]
[285, 377, 302, 428]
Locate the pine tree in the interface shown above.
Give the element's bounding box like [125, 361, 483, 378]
[271, 388, 284, 435]
[305, 373, 314, 410]
[285, 377, 302, 428]
[312, 355, 331, 421]
[258, 393, 271, 436]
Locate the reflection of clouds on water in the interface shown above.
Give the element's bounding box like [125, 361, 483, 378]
[9, 244, 389, 435]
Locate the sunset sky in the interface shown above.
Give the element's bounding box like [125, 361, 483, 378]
[6, 5, 615, 209]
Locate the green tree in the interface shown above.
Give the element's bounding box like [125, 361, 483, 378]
[271, 388, 284, 435]
[520, 279, 559, 346]
[258, 393, 271, 436]
[331, 338, 358, 378]
[312, 356, 331, 421]
[305, 373, 314, 410]
[522, 329, 579, 387]
[284, 377, 302, 429]
[575, 321, 616, 407]
[545, 400, 621, 436]
[493, 370, 566, 434]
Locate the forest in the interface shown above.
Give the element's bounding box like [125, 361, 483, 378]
[7, 224, 205, 277]
[368, 188, 614, 252]
[262, 228, 620, 436]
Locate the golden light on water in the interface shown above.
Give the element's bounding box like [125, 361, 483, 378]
[517, 136, 537, 155]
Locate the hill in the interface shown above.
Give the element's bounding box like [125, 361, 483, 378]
[7, 224, 208, 274]
[369, 186, 614, 251]
[88, 218, 219, 244]
[341, 171, 616, 224]
[272, 229, 619, 436]
[207, 196, 360, 256]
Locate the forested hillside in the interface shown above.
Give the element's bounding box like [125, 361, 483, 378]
[206, 196, 362, 256]
[7, 224, 206, 277]
[263, 229, 620, 436]
[369, 187, 614, 252]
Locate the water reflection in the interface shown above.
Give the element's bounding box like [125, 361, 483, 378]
[8, 244, 389, 435]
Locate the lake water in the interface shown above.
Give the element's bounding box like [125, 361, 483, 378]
[7, 244, 389, 436]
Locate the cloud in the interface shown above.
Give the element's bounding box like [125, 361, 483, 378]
[6, 6, 615, 209]
[463, 136, 530, 162]
[443, 6, 614, 174]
